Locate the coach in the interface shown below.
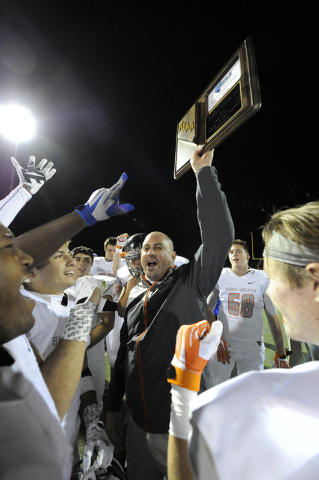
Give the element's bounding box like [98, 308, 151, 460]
[107, 148, 234, 480]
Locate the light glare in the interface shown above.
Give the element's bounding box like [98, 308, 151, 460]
[0, 105, 35, 142]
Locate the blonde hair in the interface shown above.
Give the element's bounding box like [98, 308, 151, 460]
[262, 201, 319, 287]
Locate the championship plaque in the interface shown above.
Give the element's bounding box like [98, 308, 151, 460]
[174, 37, 261, 179]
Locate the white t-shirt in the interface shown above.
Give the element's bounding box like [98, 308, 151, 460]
[189, 362, 319, 480]
[208, 268, 277, 345]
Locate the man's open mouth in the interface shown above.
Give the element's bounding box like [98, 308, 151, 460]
[147, 260, 157, 268]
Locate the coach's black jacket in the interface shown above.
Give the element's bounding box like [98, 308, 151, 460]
[107, 166, 234, 433]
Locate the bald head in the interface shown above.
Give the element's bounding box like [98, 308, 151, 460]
[143, 232, 174, 251]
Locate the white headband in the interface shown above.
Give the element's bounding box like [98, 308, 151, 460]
[263, 232, 319, 267]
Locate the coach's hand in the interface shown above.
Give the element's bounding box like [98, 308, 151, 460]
[191, 148, 214, 173]
[168, 320, 222, 391]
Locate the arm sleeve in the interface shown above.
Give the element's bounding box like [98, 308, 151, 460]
[207, 285, 220, 310]
[193, 166, 234, 298]
[0, 184, 32, 227]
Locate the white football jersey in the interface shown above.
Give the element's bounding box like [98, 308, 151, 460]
[189, 362, 319, 480]
[21, 290, 82, 445]
[22, 290, 75, 359]
[91, 256, 126, 276]
[3, 335, 61, 421]
[1, 335, 72, 479]
[209, 268, 277, 345]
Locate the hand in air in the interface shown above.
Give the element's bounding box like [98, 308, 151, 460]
[190, 148, 214, 173]
[116, 233, 129, 252]
[168, 320, 223, 391]
[75, 173, 134, 226]
[11, 155, 56, 195]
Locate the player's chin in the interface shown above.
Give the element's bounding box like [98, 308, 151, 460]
[64, 275, 76, 287]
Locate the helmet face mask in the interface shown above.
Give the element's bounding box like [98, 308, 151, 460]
[125, 257, 144, 278]
[122, 233, 146, 278]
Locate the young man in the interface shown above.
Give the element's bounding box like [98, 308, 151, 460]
[107, 148, 234, 480]
[22, 243, 114, 473]
[70, 245, 116, 411]
[72, 246, 94, 280]
[207, 239, 288, 386]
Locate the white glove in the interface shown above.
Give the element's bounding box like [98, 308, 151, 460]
[116, 233, 129, 253]
[83, 421, 114, 473]
[168, 320, 223, 391]
[75, 173, 134, 226]
[11, 155, 56, 195]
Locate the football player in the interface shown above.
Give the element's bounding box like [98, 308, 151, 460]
[207, 238, 288, 386]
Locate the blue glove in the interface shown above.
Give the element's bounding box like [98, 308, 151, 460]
[75, 173, 134, 226]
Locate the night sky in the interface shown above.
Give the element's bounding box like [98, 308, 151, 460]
[0, 2, 317, 262]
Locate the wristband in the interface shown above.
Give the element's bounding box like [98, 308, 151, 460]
[169, 384, 197, 439]
[82, 403, 100, 430]
[167, 364, 201, 392]
[61, 302, 96, 342]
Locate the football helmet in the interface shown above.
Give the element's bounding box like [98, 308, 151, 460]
[121, 233, 147, 278]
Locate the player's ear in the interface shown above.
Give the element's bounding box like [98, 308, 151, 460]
[306, 263, 319, 303]
[172, 251, 177, 263]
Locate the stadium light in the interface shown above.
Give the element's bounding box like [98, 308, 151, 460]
[0, 105, 35, 142]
